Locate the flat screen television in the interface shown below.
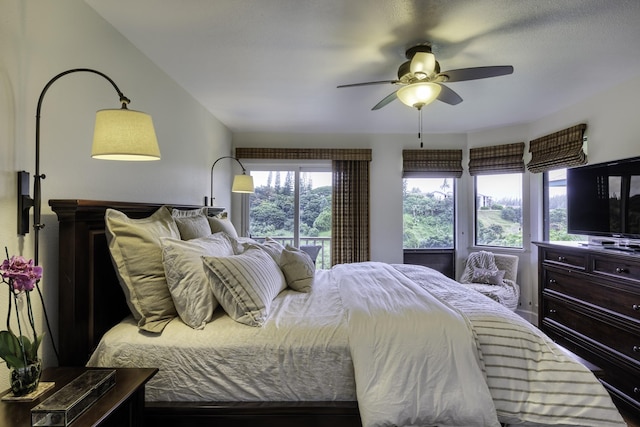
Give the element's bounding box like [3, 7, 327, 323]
[567, 156, 640, 239]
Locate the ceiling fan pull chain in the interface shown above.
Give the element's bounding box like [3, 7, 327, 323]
[418, 107, 424, 148]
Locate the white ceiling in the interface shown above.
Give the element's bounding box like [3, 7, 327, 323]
[85, 0, 640, 135]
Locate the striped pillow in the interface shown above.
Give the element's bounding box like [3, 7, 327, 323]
[202, 248, 286, 326]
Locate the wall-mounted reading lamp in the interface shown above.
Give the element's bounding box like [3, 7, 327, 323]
[208, 156, 254, 206]
[18, 68, 161, 266]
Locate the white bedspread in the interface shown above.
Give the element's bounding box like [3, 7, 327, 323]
[88, 270, 356, 401]
[333, 262, 501, 427]
[88, 262, 626, 427]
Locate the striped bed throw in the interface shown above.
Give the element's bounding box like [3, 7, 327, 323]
[394, 263, 626, 427]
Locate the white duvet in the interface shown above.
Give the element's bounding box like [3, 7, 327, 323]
[334, 262, 500, 427]
[88, 262, 626, 427]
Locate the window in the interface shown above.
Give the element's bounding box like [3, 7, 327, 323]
[403, 177, 455, 249]
[247, 165, 332, 268]
[543, 168, 587, 241]
[475, 173, 523, 248]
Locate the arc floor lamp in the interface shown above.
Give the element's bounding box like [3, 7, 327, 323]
[208, 156, 254, 206]
[17, 68, 161, 267]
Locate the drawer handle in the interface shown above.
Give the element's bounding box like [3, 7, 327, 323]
[633, 304, 640, 311]
[548, 279, 557, 285]
[549, 309, 557, 314]
[634, 346, 640, 353]
[615, 267, 629, 274]
[558, 256, 567, 262]
[635, 387, 640, 394]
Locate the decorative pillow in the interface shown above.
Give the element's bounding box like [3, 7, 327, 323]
[202, 248, 286, 326]
[207, 216, 239, 238]
[171, 207, 211, 240]
[161, 233, 235, 329]
[280, 245, 315, 292]
[170, 207, 208, 218]
[472, 267, 506, 285]
[105, 206, 180, 333]
[228, 236, 259, 254]
[242, 237, 285, 262]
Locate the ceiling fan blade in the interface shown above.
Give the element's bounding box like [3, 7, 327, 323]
[372, 90, 398, 110]
[337, 80, 398, 88]
[436, 84, 463, 105]
[410, 52, 436, 78]
[439, 65, 514, 82]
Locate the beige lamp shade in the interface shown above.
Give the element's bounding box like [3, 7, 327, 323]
[92, 108, 161, 160]
[232, 174, 254, 193]
[397, 82, 442, 109]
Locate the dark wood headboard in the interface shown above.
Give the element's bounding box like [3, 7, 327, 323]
[49, 199, 218, 366]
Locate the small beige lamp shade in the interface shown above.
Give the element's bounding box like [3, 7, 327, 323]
[397, 82, 442, 109]
[92, 108, 160, 160]
[232, 174, 255, 193]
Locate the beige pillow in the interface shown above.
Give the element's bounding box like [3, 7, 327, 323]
[280, 245, 315, 292]
[242, 237, 285, 262]
[171, 207, 211, 240]
[105, 206, 180, 333]
[202, 248, 286, 326]
[161, 233, 235, 329]
[207, 216, 239, 238]
[227, 236, 259, 254]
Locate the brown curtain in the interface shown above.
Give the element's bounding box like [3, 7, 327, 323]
[331, 159, 370, 265]
[236, 147, 372, 265]
[526, 124, 587, 173]
[468, 142, 525, 176]
[403, 149, 463, 178]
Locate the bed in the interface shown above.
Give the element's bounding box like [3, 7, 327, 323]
[50, 199, 627, 427]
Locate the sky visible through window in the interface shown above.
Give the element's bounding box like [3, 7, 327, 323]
[250, 171, 331, 189]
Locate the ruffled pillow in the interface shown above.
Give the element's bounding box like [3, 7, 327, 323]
[171, 207, 211, 240]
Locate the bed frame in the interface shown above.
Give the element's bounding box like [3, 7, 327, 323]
[50, 199, 361, 427]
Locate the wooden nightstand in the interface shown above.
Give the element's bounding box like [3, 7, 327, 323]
[0, 367, 157, 427]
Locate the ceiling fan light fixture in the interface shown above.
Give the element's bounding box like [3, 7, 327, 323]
[397, 82, 441, 109]
[410, 52, 436, 79]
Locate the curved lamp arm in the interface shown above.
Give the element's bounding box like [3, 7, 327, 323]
[210, 156, 253, 206]
[18, 68, 160, 264]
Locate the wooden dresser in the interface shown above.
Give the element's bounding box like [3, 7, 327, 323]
[534, 241, 640, 416]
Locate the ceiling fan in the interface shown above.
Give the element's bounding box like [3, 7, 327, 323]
[337, 43, 514, 110]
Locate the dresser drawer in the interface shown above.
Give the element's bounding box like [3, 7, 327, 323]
[542, 248, 587, 270]
[592, 254, 640, 284]
[544, 298, 640, 368]
[600, 364, 640, 412]
[543, 267, 640, 323]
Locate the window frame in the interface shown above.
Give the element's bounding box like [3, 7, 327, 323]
[241, 160, 332, 247]
[402, 176, 457, 250]
[542, 171, 551, 241]
[542, 167, 587, 242]
[473, 172, 524, 249]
